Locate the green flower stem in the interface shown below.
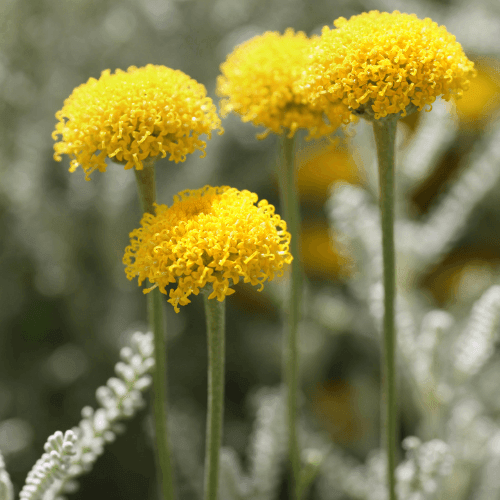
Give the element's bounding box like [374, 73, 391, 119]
[278, 134, 302, 499]
[134, 162, 175, 500]
[202, 294, 226, 500]
[372, 118, 398, 500]
[134, 159, 157, 215]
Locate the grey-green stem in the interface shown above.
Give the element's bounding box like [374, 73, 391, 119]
[134, 161, 175, 500]
[278, 134, 302, 499]
[372, 117, 398, 500]
[202, 294, 226, 500]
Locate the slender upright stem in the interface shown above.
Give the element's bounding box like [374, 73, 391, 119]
[372, 118, 398, 500]
[278, 134, 302, 499]
[134, 162, 175, 500]
[202, 294, 226, 500]
[134, 160, 157, 215]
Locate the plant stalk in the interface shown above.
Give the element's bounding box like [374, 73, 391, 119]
[278, 134, 302, 499]
[202, 294, 226, 500]
[372, 118, 398, 500]
[134, 162, 175, 500]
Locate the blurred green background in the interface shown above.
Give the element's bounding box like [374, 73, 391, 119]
[1, 0, 499, 498]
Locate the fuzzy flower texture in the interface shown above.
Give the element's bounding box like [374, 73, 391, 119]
[217, 29, 352, 139]
[53, 65, 223, 179]
[123, 186, 293, 312]
[303, 11, 476, 120]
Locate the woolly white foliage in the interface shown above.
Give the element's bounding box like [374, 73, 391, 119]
[161, 388, 287, 500]
[399, 99, 458, 186]
[454, 285, 500, 377]
[17, 331, 154, 500]
[317, 437, 452, 500]
[367, 282, 456, 415]
[325, 108, 500, 500]
[447, 397, 495, 464]
[247, 387, 287, 500]
[19, 431, 76, 500]
[414, 311, 454, 386]
[473, 430, 500, 500]
[330, 116, 500, 278]
[217, 387, 287, 500]
[404, 309, 455, 408]
[396, 437, 454, 500]
[218, 447, 251, 500]
[328, 183, 382, 286]
[399, 117, 500, 265]
[316, 446, 360, 500]
[0, 451, 13, 500]
[168, 404, 204, 499]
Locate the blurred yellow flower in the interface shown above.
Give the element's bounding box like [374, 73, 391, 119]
[303, 11, 476, 120]
[422, 252, 499, 306]
[297, 142, 359, 203]
[301, 221, 353, 281]
[53, 65, 223, 180]
[123, 186, 292, 312]
[217, 29, 352, 139]
[311, 381, 363, 445]
[453, 58, 500, 128]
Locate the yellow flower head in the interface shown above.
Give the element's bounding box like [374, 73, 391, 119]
[53, 65, 223, 180]
[217, 29, 352, 139]
[303, 11, 476, 120]
[123, 186, 293, 312]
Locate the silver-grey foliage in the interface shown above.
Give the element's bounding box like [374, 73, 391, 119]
[323, 99, 500, 499]
[454, 285, 500, 378]
[316, 437, 453, 500]
[19, 431, 76, 500]
[0, 451, 13, 500]
[14, 331, 154, 500]
[218, 387, 287, 500]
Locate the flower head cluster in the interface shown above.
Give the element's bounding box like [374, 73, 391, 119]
[123, 186, 293, 312]
[303, 11, 476, 120]
[53, 65, 223, 180]
[217, 29, 352, 139]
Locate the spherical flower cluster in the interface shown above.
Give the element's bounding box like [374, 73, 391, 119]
[53, 65, 223, 180]
[303, 11, 476, 120]
[123, 186, 293, 312]
[217, 29, 352, 139]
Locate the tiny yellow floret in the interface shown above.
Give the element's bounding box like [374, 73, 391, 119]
[123, 186, 293, 312]
[53, 65, 223, 180]
[302, 11, 476, 120]
[217, 29, 352, 139]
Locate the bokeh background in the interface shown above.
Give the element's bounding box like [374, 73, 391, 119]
[1, 0, 500, 498]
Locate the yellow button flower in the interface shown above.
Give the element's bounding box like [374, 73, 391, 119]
[53, 65, 223, 180]
[303, 11, 476, 120]
[123, 186, 293, 312]
[217, 29, 352, 139]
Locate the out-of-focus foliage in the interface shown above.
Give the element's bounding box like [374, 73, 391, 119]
[1, 0, 500, 499]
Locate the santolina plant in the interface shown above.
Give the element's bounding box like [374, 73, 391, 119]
[2, 9, 485, 500]
[216, 31, 352, 496]
[52, 64, 224, 500]
[216, 10, 475, 500]
[124, 185, 292, 500]
[298, 11, 476, 500]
